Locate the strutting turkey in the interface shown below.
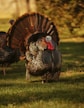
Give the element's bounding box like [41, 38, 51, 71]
[7, 13, 62, 82]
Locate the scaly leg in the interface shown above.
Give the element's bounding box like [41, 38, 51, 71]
[25, 63, 30, 80]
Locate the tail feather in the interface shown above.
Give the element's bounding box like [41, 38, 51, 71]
[7, 13, 59, 52]
[42, 17, 49, 33]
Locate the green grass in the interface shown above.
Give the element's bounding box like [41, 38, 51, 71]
[0, 67, 84, 108]
[0, 19, 84, 108]
[60, 41, 84, 72]
[0, 71, 84, 108]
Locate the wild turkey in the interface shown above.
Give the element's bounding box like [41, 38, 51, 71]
[0, 31, 20, 75]
[7, 13, 62, 82]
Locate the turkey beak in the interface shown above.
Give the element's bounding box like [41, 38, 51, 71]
[41, 38, 47, 49]
[19, 56, 25, 60]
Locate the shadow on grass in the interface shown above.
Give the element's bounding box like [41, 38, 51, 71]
[59, 74, 84, 84]
[0, 73, 84, 105]
[0, 82, 84, 106]
[0, 61, 25, 79]
[60, 42, 84, 72]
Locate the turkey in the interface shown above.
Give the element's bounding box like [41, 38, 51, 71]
[7, 13, 62, 82]
[0, 31, 21, 75]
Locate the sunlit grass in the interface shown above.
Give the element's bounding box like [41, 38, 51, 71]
[0, 69, 84, 108]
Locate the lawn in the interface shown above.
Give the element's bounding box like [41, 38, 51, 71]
[0, 19, 84, 108]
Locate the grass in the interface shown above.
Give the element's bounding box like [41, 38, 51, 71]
[0, 70, 84, 108]
[0, 19, 84, 108]
[60, 39, 84, 72]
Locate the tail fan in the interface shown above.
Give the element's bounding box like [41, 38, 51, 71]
[7, 13, 59, 53]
